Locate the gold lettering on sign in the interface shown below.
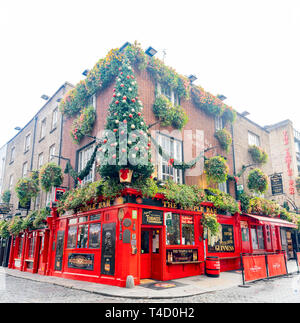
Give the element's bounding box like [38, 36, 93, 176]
[78, 199, 111, 213]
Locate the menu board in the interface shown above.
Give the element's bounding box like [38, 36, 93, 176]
[270, 174, 283, 196]
[101, 223, 116, 276]
[166, 249, 198, 263]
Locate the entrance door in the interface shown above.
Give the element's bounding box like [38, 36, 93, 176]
[140, 228, 161, 280]
[37, 234, 44, 272]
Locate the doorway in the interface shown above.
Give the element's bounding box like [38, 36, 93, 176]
[140, 228, 162, 280]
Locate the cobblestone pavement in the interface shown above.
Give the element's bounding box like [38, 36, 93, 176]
[1, 272, 300, 303]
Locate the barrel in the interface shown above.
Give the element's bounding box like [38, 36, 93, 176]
[205, 256, 220, 277]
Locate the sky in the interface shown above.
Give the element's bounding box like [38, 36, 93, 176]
[0, 0, 299, 148]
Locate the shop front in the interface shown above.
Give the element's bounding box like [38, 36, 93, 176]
[43, 189, 248, 287]
[206, 211, 242, 272]
[240, 213, 298, 256]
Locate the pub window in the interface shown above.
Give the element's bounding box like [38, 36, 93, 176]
[181, 216, 194, 245]
[88, 223, 101, 249]
[18, 237, 23, 258]
[67, 226, 77, 249]
[208, 224, 235, 253]
[166, 213, 180, 245]
[256, 226, 265, 249]
[251, 227, 259, 250]
[77, 224, 88, 248]
[28, 237, 35, 259]
[241, 227, 249, 242]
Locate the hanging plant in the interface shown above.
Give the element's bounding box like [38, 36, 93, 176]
[2, 190, 11, 204]
[70, 106, 96, 144]
[39, 162, 63, 192]
[15, 174, 40, 208]
[0, 220, 10, 238]
[152, 94, 188, 130]
[247, 197, 281, 216]
[201, 212, 220, 236]
[215, 129, 232, 153]
[33, 207, 51, 229]
[247, 168, 268, 194]
[8, 216, 23, 236]
[248, 145, 268, 165]
[204, 156, 229, 184]
[21, 211, 36, 231]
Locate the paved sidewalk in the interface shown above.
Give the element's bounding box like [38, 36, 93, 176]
[3, 260, 299, 299]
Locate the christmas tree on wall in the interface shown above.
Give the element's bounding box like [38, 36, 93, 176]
[98, 57, 154, 183]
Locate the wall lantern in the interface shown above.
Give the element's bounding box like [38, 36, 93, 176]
[145, 46, 157, 57]
[188, 75, 197, 83]
[119, 41, 131, 53]
[82, 69, 90, 76]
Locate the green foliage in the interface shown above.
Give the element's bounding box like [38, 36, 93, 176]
[39, 163, 63, 192]
[247, 168, 268, 194]
[33, 207, 51, 229]
[2, 190, 11, 204]
[204, 156, 229, 184]
[0, 220, 10, 238]
[296, 177, 300, 194]
[205, 188, 240, 214]
[215, 129, 232, 153]
[248, 145, 268, 165]
[15, 174, 40, 207]
[8, 216, 23, 236]
[70, 106, 96, 144]
[201, 212, 220, 236]
[158, 179, 206, 210]
[153, 94, 188, 130]
[237, 192, 251, 213]
[248, 197, 281, 216]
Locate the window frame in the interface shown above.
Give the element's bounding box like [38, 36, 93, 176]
[40, 118, 46, 140]
[77, 144, 95, 185]
[66, 215, 102, 250]
[49, 144, 55, 162]
[22, 161, 28, 178]
[24, 133, 31, 152]
[157, 133, 183, 184]
[165, 213, 195, 247]
[10, 147, 15, 163]
[248, 131, 261, 147]
[51, 107, 58, 130]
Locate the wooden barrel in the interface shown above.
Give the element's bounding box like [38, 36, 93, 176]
[205, 256, 220, 277]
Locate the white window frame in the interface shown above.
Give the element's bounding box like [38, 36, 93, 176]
[215, 116, 224, 131]
[52, 108, 58, 130]
[78, 145, 95, 185]
[49, 144, 55, 161]
[218, 182, 228, 194]
[9, 174, 13, 190]
[40, 118, 46, 139]
[24, 133, 31, 152]
[157, 133, 183, 184]
[88, 94, 96, 110]
[10, 147, 15, 163]
[38, 152, 44, 169]
[22, 162, 28, 178]
[248, 131, 260, 147]
[157, 83, 180, 106]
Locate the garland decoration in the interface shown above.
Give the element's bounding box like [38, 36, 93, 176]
[64, 144, 100, 183]
[39, 163, 63, 192]
[150, 135, 212, 170]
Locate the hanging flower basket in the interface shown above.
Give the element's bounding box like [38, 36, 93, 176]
[39, 162, 63, 192]
[119, 169, 133, 183]
[204, 156, 229, 184]
[247, 168, 268, 194]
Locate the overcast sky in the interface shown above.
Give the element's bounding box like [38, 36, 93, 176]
[0, 0, 299, 148]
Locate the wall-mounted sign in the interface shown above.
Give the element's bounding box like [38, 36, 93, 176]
[68, 253, 94, 271]
[142, 209, 163, 225]
[270, 173, 284, 196]
[55, 187, 66, 202]
[208, 224, 235, 253]
[166, 249, 198, 263]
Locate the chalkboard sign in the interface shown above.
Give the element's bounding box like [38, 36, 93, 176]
[68, 253, 94, 271]
[101, 223, 116, 276]
[166, 249, 198, 263]
[270, 174, 283, 196]
[142, 209, 163, 225]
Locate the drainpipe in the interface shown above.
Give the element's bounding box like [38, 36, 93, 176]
[231, 123, 238, 199]
[30, 116, 38, 171]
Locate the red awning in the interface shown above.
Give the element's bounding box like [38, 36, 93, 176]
[244, 213, 298, 229]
